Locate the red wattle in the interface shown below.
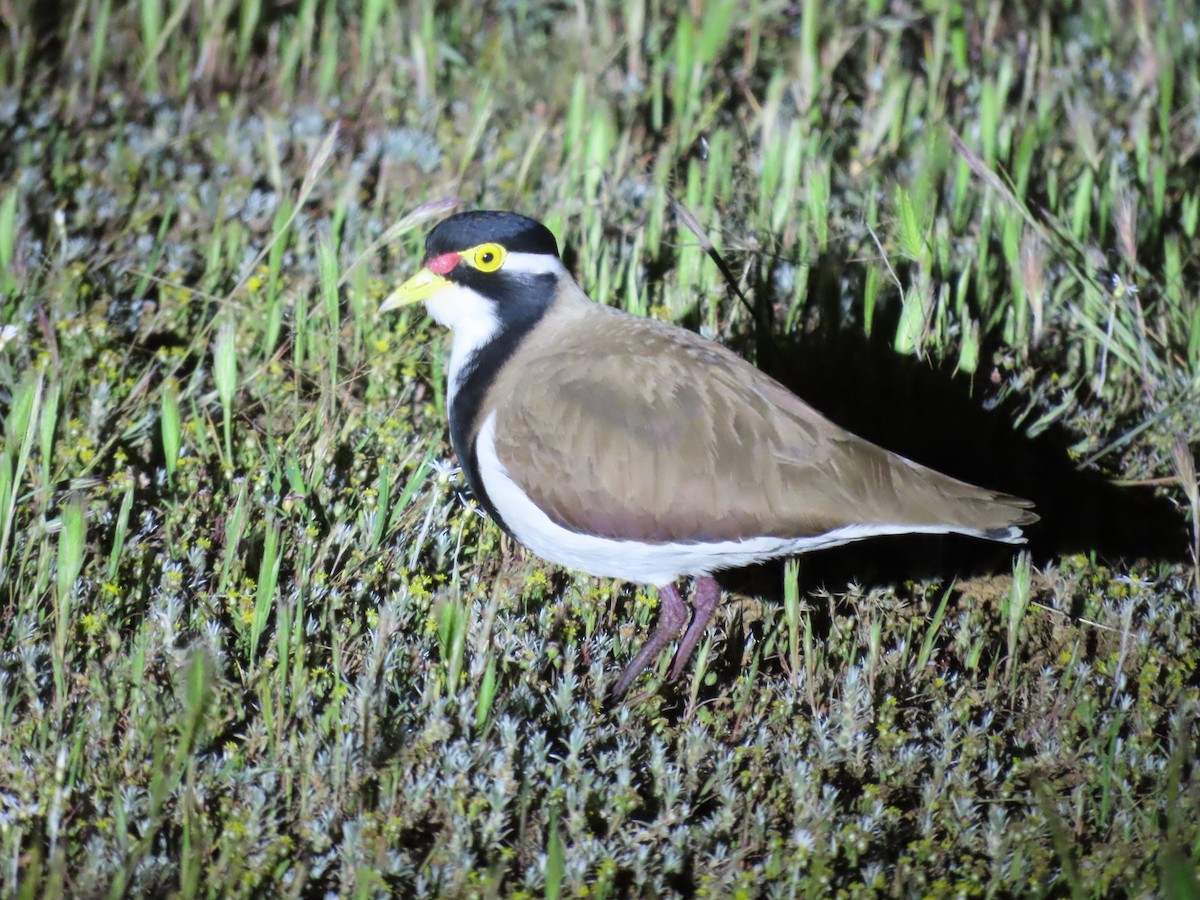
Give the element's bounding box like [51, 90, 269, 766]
[427, 252, 461, 275]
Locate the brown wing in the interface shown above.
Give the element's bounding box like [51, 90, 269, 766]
[490, 309, 1034, 543]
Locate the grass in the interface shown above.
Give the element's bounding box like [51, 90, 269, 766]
[1, 0, 1199, 895]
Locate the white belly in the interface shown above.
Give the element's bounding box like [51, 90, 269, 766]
[471, 412, 950, 585]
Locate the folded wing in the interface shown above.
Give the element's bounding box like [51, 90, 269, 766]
[490, 311, 1035, 545]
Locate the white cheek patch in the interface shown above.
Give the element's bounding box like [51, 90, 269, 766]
[424, 256, 565, 406]
[424, 284, 503, 408]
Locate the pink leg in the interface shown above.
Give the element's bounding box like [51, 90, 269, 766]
[611, 583, 690, 696]
[668, 576, 723, 681]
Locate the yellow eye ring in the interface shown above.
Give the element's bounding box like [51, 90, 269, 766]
[470, 243, 506, 273]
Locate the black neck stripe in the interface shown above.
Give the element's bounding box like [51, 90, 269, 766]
[448, 272, 557, 534]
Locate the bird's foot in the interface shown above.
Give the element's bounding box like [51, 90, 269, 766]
[611, 577, 725, 697]
[610, 582, 689, 698]
[667, 575, 722, 682]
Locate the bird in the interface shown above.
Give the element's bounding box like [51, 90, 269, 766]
[380, 210, 1037, 696]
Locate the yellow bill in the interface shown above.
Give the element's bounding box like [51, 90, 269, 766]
[380, 268, 450, 312]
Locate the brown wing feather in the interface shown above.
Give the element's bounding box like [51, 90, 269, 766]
[490, 302, 1034, 544]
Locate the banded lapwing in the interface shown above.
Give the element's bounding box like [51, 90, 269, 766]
[381, 211, 1037, 696]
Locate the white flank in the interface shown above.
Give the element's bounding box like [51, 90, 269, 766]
[474, 414, 1009, 586]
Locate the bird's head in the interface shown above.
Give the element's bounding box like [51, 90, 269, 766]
[380, 211, 564, 333]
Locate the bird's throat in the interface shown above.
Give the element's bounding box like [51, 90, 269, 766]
[443, 275, 557, 531]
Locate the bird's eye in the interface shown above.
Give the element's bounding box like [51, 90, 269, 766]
[472, 243, 506, 273]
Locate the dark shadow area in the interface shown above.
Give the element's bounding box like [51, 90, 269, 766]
[23, 0, 300, 96]
[705, 246, 1190, 594]
[26, 0, 66, 64]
